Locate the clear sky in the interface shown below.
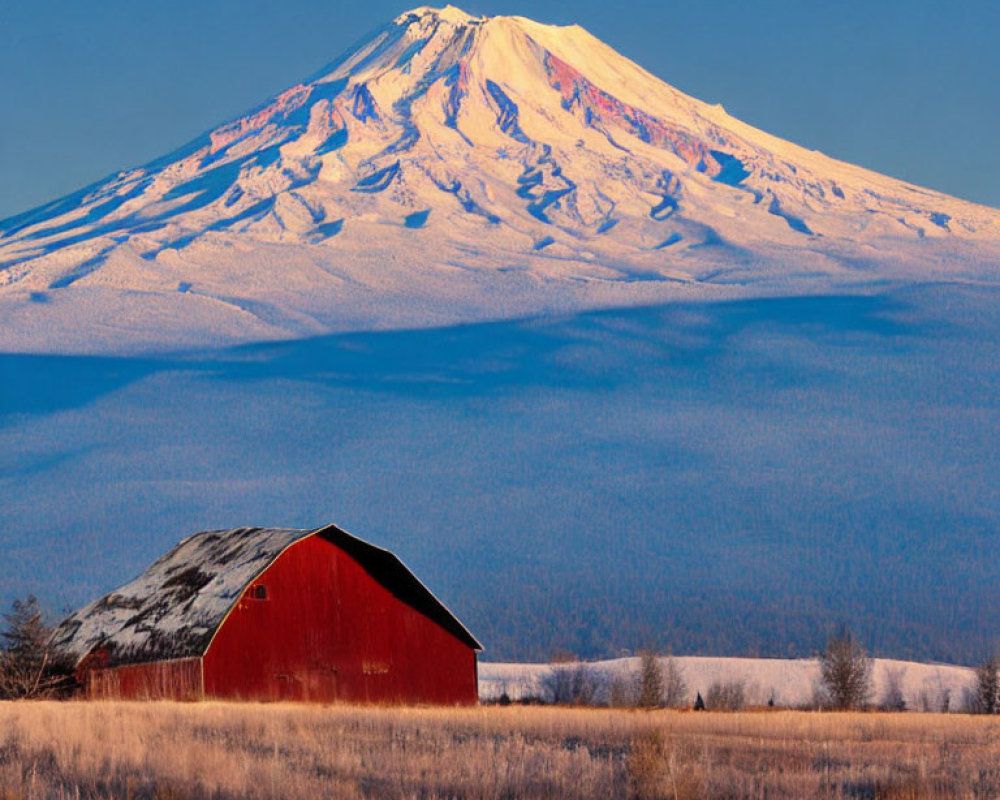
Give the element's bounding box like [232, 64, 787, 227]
[1, 0, 997, 219]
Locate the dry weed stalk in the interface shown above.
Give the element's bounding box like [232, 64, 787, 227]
[0, 703, 997, 798]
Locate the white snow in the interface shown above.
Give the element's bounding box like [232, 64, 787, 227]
[2, 6, 999, 354]
[479, 655, 974, 711]
[51, 527, 313, 666]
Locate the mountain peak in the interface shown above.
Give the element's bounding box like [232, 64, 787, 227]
[1, 8, 998, 354]
[400, 5, 479, 25]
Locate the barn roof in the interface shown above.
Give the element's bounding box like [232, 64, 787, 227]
[51, 524, 482, 668]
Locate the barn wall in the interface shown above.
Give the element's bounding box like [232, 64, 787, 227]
[84, 658, 203, 700]
[202, 535, 477, 704]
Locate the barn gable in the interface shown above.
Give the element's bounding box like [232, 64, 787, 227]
[321, 526, 482, 652]
[52, 524, 481, 669]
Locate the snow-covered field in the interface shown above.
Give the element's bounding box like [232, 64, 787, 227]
[480, 655, 973, 710]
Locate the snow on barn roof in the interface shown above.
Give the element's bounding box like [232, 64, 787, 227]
[52, 524, 482, 668]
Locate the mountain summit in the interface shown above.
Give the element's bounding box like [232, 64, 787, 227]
[2, 6, 998, 352]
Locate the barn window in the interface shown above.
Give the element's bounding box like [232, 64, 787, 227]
[251, 585, 268, 600]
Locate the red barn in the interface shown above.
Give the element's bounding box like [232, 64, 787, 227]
[51, 524, 482, 704]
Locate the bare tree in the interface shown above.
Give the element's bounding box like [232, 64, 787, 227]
[972, 655, 999, 714]
[0, 596, 75, 699]
[705, 679, 746, 711]
[918, 671, 951, 713]
[662, 656, 687, 708]
[819, 630, 872, 710]
[636, 650, 664, 708]
[543, 653, 596, 705]
[879, 665, 907, 712]
[607, 670, 633, 707]
[936, 674, 952, 713]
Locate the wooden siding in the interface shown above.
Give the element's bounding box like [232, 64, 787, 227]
[202, 535, 478, 704]
[84, 658, 203, 700]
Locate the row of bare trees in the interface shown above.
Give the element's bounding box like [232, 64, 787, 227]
[529, 631, 1000, 714]
[819, 632, 1000, 715]
[536, 634, 875, 711]
[539, 650, 690, 708]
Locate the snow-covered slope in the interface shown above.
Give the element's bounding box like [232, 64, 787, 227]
[2, 5, 999, 353]
[480, 656, 973, 710]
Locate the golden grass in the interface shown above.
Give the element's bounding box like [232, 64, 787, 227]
[0, 701, 998, 799]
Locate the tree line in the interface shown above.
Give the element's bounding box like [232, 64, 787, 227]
[496, 631, 1000, 714]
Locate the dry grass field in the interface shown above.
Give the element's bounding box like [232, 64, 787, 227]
[0, 702, 999, 799]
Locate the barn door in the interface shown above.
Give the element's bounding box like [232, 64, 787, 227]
[304, 666, 338, 703]
[274, 672, 303, 701]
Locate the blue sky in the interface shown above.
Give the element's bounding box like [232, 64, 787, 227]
[1, 0, 997, 219]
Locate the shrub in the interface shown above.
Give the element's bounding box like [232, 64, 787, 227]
[662, 657, 687, 708]
[879, 666, 907, 712]
[543, 657, 596, 705]
[705, 679, 746, 711]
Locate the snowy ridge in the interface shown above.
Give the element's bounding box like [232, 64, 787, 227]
[2, 6, 999, 353]
[480, 656, 974, 710]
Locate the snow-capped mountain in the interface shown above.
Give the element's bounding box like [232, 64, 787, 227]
[2, 5, 998, 353]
